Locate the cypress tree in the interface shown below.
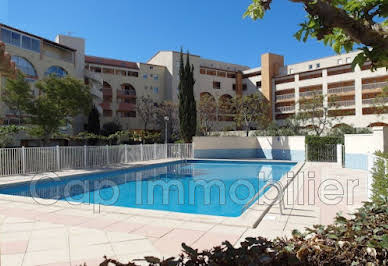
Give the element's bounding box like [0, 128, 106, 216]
[87, 105, 101, 135]
[178, 49, 197, 142]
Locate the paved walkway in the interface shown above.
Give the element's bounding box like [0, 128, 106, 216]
[0, 162, 368, 266]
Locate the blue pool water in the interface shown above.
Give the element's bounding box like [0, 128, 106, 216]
[0, 160, 295, 217]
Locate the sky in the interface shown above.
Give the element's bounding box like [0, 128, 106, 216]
[0, 0, 340, 68]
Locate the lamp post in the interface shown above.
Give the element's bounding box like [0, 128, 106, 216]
[164, 116, 169, 144]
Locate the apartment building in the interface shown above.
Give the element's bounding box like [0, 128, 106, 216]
[0, 23, 387, 138]
[242, 52, 388, 128]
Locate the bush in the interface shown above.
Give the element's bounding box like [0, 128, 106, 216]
[99, 201, 388, 266]
[372, 151, 388, 202]
[101, 121, 122, 137]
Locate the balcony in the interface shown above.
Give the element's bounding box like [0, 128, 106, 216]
[118, 102, 136, 112]
[329, 100, 355, 109]
[362, 97, 388, 105]
[117, 89, 136, 98]
[275, 105, 295, 113]
[276, 94, 294, 102]
[299, 90, 322, 98]
[328, 86, 355, 95]
[362, 82, 388, 92]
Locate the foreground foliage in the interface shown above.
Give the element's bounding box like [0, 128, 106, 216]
[99, 200, 388, 266]
[372, 152, 388, 202]
[245, 0, 388, 69]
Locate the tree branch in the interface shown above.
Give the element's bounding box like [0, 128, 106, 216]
[302, 0, 388, 50]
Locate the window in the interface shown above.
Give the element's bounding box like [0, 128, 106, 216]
[143, 74, 148, 79]
[242, 84, 247, 91]
[11, 32, 20, 46]
[145, 86, 148, 90]
[337, 59, 343, 65]
[31, 39, 40, 52]
[11, 56, 37, 78]
[116, 69, 126, 76]
[22, 35, 31, 50]
[121, 111, 136, 118]
[289, 68, 294, 74]
[200, 68, 206, 74]
[207, 69, 216, 76]
[1, 28, 11, 43]
[103, 68, 114, 74]
[346, 57, 352, 64]
[90, 66, 101, 73]
[150, 66, 153, 70]
[308, 65, 313, 70]
[232, 84, 236, 91]
[128, 71, 138, 77]
[1, 28, 40, 52]
[45, 66, 68, 77]
[154, 87, 159, 94]
[256, 81, 262, 88]
[213, 81, 221, 89]
[316, 63, 320, 68]
[154, 74, 159, 80]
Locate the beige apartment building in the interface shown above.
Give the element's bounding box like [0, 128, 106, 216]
[0, 23, 387, 141]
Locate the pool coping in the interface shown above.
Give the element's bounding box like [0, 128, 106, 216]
[0, 158, 305, 228]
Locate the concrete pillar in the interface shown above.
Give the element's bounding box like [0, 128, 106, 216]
[337, 144, 343, 167]
[355, 67, 363, 118]
[295, 74, 300, 113]
[322, 69, 328, 109]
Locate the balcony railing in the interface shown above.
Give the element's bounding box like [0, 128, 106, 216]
[329, 100, 355, 108]
[328, 86, 355, 95]
[275, 105, 295, 113]
[276, 94, 294, 101]
[362, 97, 388, 105]
[362, 82, 388, 91]
[117, 90, 136, 97]
[299, 90, 322, 98]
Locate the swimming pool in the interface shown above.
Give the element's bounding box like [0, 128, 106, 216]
[0, 160, 296, 217]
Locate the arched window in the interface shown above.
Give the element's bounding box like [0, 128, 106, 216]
[44, 66, 68, 77]
[218, 94, 233, 114]
[218, 94, 234, 122]
[11, 56, 37, 78]
[121, 83, 136, 96]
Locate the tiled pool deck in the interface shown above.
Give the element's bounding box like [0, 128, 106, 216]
[0, 160, 368, 266]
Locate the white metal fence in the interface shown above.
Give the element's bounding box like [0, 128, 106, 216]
[0, 143, 193, 177]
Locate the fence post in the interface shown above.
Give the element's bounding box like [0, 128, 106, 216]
[84, 145, 87, 168]
[165, 143, 168, 159]
[180, 144, 183, 159]
[140, 144, 143, 161]
[22, 146, 26, 174]
[154, 143, 157, 159]
[191, 142, 194, 158]
[106, 145, 109, 165]
[124, 144, 128, 163]
[56, 145, 60, 170]
[336, 144, 343, 167]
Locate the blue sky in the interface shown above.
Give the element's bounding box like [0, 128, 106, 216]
[0, 0, 340, 68]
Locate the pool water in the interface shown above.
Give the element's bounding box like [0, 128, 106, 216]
[0, 160, 296, 217]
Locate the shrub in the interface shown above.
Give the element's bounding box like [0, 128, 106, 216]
[372, 151, 388, 202]
[99, 201, 388, 266]
[101, 121, 122, 137]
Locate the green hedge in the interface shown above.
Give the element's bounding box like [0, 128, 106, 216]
[372, 151, 388, 202]
[305, 135, 343, 145]
[99, 201, 388, 266]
